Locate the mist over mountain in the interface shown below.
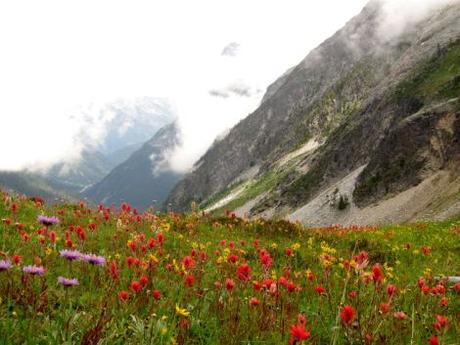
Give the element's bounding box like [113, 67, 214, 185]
[167, 0, 460, 225]
[0, 97, 174, 199]
[40, 97, 175, 193]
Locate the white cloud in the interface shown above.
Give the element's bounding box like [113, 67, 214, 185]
[0, 0, 375, 172]
[221, 42, 240, 57]
[376, 0, 460, 41]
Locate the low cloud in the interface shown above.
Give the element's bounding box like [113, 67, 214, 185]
[209, 81, 260, 99]
[221, 42, 240, 57]
[0, 97, 174, 172]
[208, 89, 230, 98]
[376, 0, 459, 41]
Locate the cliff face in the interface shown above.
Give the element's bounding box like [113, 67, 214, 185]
[167, 1, 460, 225]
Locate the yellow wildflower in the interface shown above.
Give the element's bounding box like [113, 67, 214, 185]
[216, 256, 225, 265]
[149, 254, 159, 264]
[175, 304, 190, 317]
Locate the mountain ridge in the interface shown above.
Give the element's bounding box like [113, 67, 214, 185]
[84, 122, 183, 210]
[166, 1, 460, 226]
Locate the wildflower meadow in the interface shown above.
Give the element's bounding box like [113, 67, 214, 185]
[0, 191, 459, 344]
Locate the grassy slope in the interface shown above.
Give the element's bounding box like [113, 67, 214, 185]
[203, 166, 292, 216]
[0, 191, 459, 344]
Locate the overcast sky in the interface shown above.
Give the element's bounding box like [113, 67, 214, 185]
[0, 0, 413, 171]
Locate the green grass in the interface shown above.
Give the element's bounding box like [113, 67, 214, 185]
[393, 39, 460, 102]
[210, 168, 291, 216]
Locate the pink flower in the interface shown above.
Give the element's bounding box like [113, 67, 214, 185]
[393, 311, 407, 320]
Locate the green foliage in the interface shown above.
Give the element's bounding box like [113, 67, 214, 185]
[285, 163, 325, 207]
[337, 195, 349, 210]
[353, 156, 425, 204]
[393, 39, 460, 102]
[210, 168, 291, 215]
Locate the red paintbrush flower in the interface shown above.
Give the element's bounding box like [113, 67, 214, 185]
[200, 251, 207, 261]
[259, 249, 272, 270]
[185, 274, 195, 287]
[421, 246, 431, 255]
[129, 280, 142, 293]
[289, 323, 310, 343]
[440, 296, 448, 307]
[182, 256, 195, 269]
[148, 237, 156, 248]
[340, 305, 356, 325]
[433, 315, 448, 330]
[139, 275, 149, 286]
[157, 232, 164, 246]
[249, 297, 260, 306]
[429, 335, 439, 345]
[236, 263, 251, 281]
[253, 281, 263, 291]
[225, 278, 235, 291]
[109, 260, 119, 280]
[387, 284, 397, 297]
[315, 285, 326, 295]
[118, 290, 129, 301]
[12, 254, 22, 265]
[48, 231, 56, 243]
[379, 302, 390, 314]
[287, 281, 297, 293]
[372, 264, 384, 285]
[152, 290, 161, 300]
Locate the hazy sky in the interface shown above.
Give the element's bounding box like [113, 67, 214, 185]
[1, 0, 448, 172]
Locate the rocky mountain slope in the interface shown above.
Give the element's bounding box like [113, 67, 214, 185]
[84, 123, 182, 210]
[167, 0, 460, 226]
[0, 171, 71, 202]
[42, 149, 113, 194]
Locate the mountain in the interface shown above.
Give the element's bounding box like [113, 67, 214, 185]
[95, 97, 175, 155]
[105, 143, 143, 167]
[0, 171, 71, 202]
[167, 1, 460, 226]
[42, 149, 113, 194]
[41, 97, 175, 193]
[84, 123, 183, 210]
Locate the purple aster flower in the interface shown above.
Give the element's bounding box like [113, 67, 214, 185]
[59, 250, 82, 261]
[37, 215, 60, 226]
[23, 265, 45, 276]
[82, 253, 106, 266]
[0, 260, 12, 271]
[57, 276, 79, 287]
